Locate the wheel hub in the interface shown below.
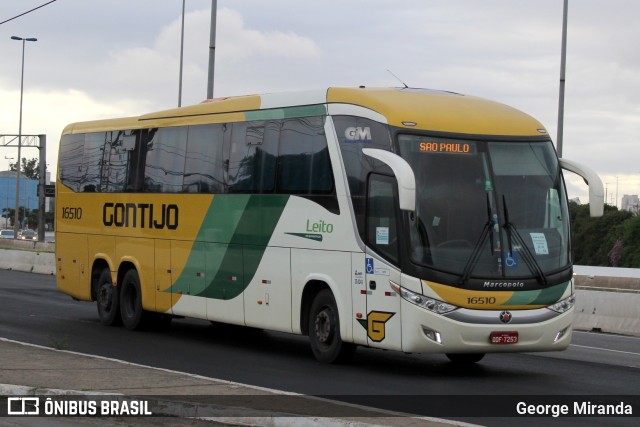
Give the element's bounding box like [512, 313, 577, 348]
[315, 309, 332, 343]
[98, 285, 111, 310]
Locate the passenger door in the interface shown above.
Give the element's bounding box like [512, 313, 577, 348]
[364, 174, 402, 350]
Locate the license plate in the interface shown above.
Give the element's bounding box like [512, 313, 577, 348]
[490, 331, 519, 344]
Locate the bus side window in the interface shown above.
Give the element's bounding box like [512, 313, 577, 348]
[227, 121, 279, 193]
[366, 174, 399, 265]
[278, 117, 333, 194]
[143, 127, 188, 193]
[184, 124, 225, 193]
[59, 134, 85, 192]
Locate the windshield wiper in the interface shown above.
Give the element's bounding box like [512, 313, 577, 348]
[502, 195, 548, 286]
[458, 193, 494, 286]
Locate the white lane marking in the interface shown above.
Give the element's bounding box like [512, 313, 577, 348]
[570, 344, 640, 357]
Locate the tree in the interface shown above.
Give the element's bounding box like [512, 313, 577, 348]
[9, 157, 41, 180]
[569, 201, 639, 267]
[620, 216, 640, 266]
[0, 207, 30, 228]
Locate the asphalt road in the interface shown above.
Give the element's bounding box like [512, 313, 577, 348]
[1, 270, 639, 425]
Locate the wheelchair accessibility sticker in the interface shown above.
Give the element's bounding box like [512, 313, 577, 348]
[365, 257, 390, 276]
[505, 251, 519, 268]
[366, 258, 374, 274]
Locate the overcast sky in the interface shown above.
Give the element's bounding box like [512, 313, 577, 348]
[1, 0, 639, 205]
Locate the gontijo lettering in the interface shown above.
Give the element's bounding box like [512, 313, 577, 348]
[103, 202, 178, 229]
[419, 141, 476, 154]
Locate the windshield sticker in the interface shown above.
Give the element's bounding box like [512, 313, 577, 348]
[504, 251, 519, 268]
[376, 227, 389, 245]
[530, 233, 549, 255]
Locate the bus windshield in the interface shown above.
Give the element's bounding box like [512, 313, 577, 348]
[397, 135, 570, 283]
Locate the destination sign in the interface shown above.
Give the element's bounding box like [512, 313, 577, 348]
[418, 141, 477, 154]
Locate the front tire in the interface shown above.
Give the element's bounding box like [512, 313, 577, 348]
[119, 269, 144, 330]
[308, 289, 355, 364]
[96, 268, 120, 326]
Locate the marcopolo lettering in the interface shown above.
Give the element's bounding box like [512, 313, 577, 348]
[483, 281, 525, 288]
[103, 203, 179, 230]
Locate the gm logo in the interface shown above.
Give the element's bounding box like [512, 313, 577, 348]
[344, 126, 372, 143]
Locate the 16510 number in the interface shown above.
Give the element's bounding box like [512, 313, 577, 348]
[61, 207, 82, 220]
[467, 297, 497, 305]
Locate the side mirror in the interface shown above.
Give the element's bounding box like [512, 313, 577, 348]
[559, 158, 604, 217]
[362, 148, 416, 211]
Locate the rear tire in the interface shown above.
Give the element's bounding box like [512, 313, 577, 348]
[445, 353, 485, 364]
[96, 268, 120, 326]
[308, 289, 355, 364]
[119, 269, 144, 330]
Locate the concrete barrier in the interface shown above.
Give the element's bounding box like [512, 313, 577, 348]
[573, 266, 640, 337]
[0, 238, 55, 253]
[0, 248, 55, 275]
[574, 290, 640, 336]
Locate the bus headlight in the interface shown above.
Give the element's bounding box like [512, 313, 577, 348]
[548, 294, 576, 313]
[390, 282, 458, 314]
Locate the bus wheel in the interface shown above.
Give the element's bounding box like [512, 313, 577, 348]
[308, 289, 355, 364]
[119, 269, 144, 330]
[445, 353, 485, 364]
[96, 268, 121, 326]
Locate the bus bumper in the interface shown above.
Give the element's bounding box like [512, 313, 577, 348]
[400, 298, 574, 354]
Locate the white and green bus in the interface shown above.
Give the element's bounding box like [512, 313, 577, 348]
[56, 87, 604, 363]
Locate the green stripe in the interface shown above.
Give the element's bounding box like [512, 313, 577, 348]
[168, 195, 289, 300]
[503, 281, 570, 306]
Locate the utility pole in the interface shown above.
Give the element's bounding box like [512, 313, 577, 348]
[207, 0, 217, 99]
[11, 36, 37, 238]
[556, 0, 568, 158]
[178, 0, 186, 107]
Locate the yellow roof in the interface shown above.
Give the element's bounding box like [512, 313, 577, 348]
[327, 87, 547, 137]
[62, 87, 547, 138]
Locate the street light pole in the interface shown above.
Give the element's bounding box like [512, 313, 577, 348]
[11, 36, 37, 238]
[178, 0, 185, 107]
[207, 0, 217, 99]
[556, 0, 568, 158]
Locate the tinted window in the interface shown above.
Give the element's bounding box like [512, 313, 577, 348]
[59, 115, 335, 204]
[79, 132, 103, 192]
[102, 130, 135, 192]
[334, 116, 392, 238]
[184, 124, 226, 193]
[278, 117, 332, 194]
[367, 174, 399, 264]
[144, 127, 188, 193]
[58, 134, 85, 192]
[227, 121, 279, 193]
